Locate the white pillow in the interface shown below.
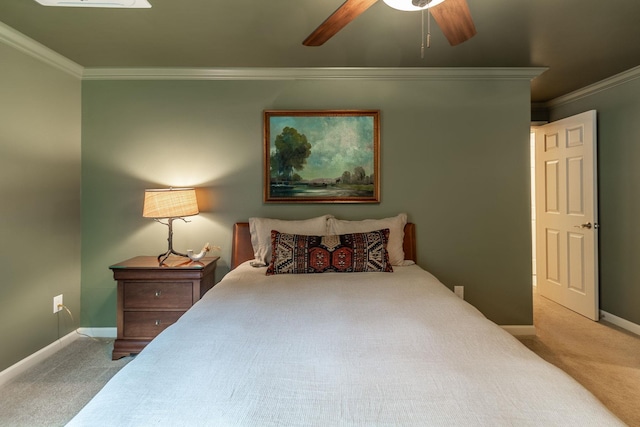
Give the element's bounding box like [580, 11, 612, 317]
[327, 213, 408, 266]
[249, 215, 333, 265]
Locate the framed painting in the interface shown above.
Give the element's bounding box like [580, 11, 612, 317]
[264, 110, 380, 203]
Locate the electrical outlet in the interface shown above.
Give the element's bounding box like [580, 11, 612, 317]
[454, 286, 464, 299]
[53, 294, 63, 313]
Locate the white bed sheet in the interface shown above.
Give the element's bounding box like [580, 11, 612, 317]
[68, 263, 623, 426]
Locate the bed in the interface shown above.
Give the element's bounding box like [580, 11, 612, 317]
[68, 216, 623, 426]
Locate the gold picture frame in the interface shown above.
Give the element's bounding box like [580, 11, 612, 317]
[264, 110, 380, 203]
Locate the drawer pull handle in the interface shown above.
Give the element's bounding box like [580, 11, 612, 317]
[155, 320, 162, 326]
[155, 290, 162, 297]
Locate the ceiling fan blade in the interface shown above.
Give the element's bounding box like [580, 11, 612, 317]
[430, 0, 476, 46]
[303, 0, 379, 46]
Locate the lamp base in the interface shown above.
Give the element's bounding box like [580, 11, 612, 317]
[157, 249, 189, 266]
[155, 217, 190, 265]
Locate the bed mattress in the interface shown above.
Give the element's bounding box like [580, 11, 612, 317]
[68, 263, 623, 426]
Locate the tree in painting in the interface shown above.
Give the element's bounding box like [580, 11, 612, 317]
[353, 166, 366, 183]
[340, 167, 373, 185]
[270, 127, 312, 182]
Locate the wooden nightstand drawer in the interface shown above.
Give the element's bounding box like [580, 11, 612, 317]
[123, 311, 184, 338]
[123, 282, 192, 309]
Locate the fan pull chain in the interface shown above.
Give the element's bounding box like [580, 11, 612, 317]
[421, 9, 424, 58]
[420, 9, 432, 59]
[427, 8, 431, 48]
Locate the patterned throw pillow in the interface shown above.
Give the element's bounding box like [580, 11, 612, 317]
[266, 229, 393, 275]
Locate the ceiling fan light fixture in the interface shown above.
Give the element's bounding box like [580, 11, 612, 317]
[383, 0, 446, 12]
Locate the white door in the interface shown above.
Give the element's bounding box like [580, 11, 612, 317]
[535, 110, 599, 320]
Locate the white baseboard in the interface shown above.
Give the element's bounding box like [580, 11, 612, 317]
[78, 327, 117, 338]
[600, 311, 640, 336]
[501, 325, 536, 336]
[0, 331, 79, 388]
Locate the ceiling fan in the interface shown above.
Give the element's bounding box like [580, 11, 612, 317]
[303, 0, 476, 47]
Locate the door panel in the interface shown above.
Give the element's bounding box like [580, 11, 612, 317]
[545, 161, 560, 213]
[545, 229, 561, 283]
[567, 157, 584, 214]
[567, 232, 585, 293]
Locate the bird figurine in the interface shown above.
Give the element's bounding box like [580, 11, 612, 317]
[187, 242, 213, 262]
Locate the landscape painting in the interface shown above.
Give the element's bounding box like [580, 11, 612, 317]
[264, 110, 380, 203]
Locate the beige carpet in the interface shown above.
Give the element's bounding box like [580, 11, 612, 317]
[518, 290, 640, 426]
[0, 338, 132, 427]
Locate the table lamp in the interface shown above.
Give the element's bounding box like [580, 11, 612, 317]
[143, 187, 199, 264]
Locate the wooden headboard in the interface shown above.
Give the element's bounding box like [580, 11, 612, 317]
[231, 222, 417, 270]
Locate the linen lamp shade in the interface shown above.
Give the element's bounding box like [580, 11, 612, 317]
[142, 188, 199, 219]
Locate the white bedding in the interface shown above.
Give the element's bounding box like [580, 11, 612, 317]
[68, 263, 623, 426]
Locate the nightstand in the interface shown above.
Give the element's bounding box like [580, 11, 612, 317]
[110, 256, 219, 360]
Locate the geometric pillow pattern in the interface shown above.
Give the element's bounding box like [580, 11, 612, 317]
[266, 229, 393, 275]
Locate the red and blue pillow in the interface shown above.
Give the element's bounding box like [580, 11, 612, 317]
[266, 228, 393, 275]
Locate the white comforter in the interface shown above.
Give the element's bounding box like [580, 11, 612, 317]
[68, 263, 623, 426]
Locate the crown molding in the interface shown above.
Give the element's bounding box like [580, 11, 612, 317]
[82, 67, 547, 81]
[547, 65, 640, 108]
[0, 21, 83, 79]
[0, 21, 546, 85]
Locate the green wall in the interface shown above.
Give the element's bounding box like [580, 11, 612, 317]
[549, 73, 640, 325]
[0, 42, 81, 371]
[82, 75, 533, 327]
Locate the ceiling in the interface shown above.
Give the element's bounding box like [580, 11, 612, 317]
[1, 0, 640, 102]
